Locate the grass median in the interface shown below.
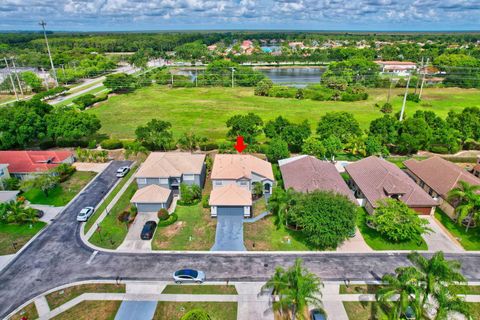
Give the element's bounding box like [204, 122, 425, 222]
[0, 221, 46, 255]
[153, 302, 237, 320]
[51, 300, 121, 320]
[162, 285, 237, 295]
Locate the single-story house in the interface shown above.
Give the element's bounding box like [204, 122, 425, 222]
[130, 184, 173, 213]
[278, 155, 355, 202]
[404, 156, 480, 218]
[374, 60, 417, 76]
[0, 190, 19, 203]
[345, 156, 438, 215]
[0, 150, 74, 180]
[132, 152, 206, 212]
[209, 154, 274, 218]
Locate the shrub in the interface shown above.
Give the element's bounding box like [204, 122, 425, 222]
[179, 183, 202, 205]
[199, 142, 218, 151]
[32, 86, 68, 100]
[265, 138, 290, 163]
[87, 140, 97, 149]
[180, 309, 211, 320]
[100, 139, 123, 150]
[72, 94, 107, 110]
[406, 93, 421, 103]
[53, 163, 76, 182]
[267, 86, 297, 98]
[254, 79, 273, 96]
[157, 208, 170, 221]
[117, 211, 130, 223]
[158, 212, 178, 227]
[380, 102, 393, 114]
[202, 195, 210, 208]
[39, 140, 57, 150]
[429, 145, 450, 154]
[3, 177, 20, 190]
[56, 139, 88, 148]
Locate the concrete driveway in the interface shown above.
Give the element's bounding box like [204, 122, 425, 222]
[336, 228, 373, 252]
[117, 212, 158, 252]
[114, 301, 157, 320]
[211, 215, 246, 251]
[422, 216, 464, 252]
[29, 205, 64, 224]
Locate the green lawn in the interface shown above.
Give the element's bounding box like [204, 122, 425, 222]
[84, 165, 138, 234]
[9, 302, 38, 320]
[152, 203, 216, 250]
[434, 209, 480, 251]
[153, 302, 237, 320]
[23, 171, 96, 206]
[88, 181, 138, 249]
[162, 285, 237, 295]
[51, 300, 121, 320]
[340, 284, 382, 294]
[343, 301, 388, 320]
[357, 208, 428, 251]
[87, 86, 480, 140]
[0, 94, 16, 104]
[0, 221, 46, 255]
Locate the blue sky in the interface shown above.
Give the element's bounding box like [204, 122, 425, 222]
[0, 0, 479, 31]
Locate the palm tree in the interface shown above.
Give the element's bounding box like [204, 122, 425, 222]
[447, 180, 480, 232]
[267, 188, 296, 228]
[376, 266, 424, 320]
[4, 201, 38, 224]
[434, 286, 471, 320]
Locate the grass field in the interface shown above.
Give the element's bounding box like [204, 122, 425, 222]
[51, 300, 121, 320]
[23, 171, 96, 207]
[88, 86, 480, 140]
[153, 302, 237, 320]
[434, 209, 480, 251]
[0, 221, 46, 255]
[0, 94, 16, 105]
[162, 285, 237, 295]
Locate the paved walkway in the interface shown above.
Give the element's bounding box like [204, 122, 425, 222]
[118, 212, 157, 252]
[422, 216, 464, 252]
[244, 211, 270, 223]
[336, 228, 373, 252]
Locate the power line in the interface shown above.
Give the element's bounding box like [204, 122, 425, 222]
[39, 20, 58, 87]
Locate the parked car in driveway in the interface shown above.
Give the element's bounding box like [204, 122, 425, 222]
[140, 221, 157, 240]
[311, 309, 327, 320]
[173, 269, 206, 284]
[32, 208, 44, 218]
[76, 207, 94, 222]
[116, 166, 130, 177]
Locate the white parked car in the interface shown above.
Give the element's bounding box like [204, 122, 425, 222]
[116, 166, 130, 177]
[173, 269, 206, 284]
[77, 207, 94, 222]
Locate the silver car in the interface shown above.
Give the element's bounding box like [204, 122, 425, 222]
[116, 166, 130, 178]
[77, 207, 94, 222]
[173, 269, 206, 284]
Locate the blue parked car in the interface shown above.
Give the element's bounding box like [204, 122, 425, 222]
[311, 309, 327, 320]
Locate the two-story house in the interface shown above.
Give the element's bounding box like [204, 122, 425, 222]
[209, 154, 274, 218]
[131, 152, 206, 212]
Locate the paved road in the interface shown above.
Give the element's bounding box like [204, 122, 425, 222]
[0, 161, 480, 318]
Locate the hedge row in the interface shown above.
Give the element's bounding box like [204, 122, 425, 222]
[157, 213, 178, 227]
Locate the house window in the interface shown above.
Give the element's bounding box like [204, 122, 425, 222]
[183, 174, 195, 181]
[214, 181, 222, 186]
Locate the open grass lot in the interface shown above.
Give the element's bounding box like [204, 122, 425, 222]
[153, 302, 237, 320]
[9, 302, 38, 320]
[46, 283, 126, 310]
[89, 181, 138, 249]
[434, 209, 480, 251]
[23, 171, 97, 207]
[162, 285, 237, 295]
[340, 284, 382, 294]
[357, 209, 428, 251]
[152, 203, 216, 250]
[84, 165, 138, 234]
[343, 301, 388, 320]
[0, 221, 46, 255]
[0, 94, 16, 104]
[244, 215, 312, 251]
[88, 86, 480, 140]
[51, 300, 121, 320]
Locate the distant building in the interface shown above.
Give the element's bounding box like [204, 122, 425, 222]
[375, 60, 417, 76]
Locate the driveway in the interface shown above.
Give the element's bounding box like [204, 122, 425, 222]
[114, 301, 157, 320]
[29, 204, 64, 224]
[422, 216, 464, 252]
[336, 228, 373, 252]
[117, 212, 158, 252]
[211, 215, 246, 251]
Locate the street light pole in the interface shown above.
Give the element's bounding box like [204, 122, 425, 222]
[3, 57, 19, 101]
[39, 20, 58, 87]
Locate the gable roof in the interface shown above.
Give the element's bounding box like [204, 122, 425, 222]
[345, 156, 437, 208]
[209, 184, 252, 206]
[130, 184, 172, 203]
[0, 150, 73, 173]
[135, 152, 205, 178]
[404, 156, 480, 197]
[211, 154, 274, 181]
[279, 156, 355, 201]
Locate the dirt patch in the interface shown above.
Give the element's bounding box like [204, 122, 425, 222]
[163, 221, 185, 237]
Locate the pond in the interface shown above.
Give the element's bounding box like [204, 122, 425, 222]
[256, 67, 326, 87]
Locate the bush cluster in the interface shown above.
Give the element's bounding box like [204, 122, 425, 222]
[100, 139, 123, 150]
[72, 94, 108, 110]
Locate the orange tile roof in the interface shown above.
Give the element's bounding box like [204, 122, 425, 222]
[211, 154, 274, 181]
[130, 184, 172, 203]
[135, 152, 205, 178]
[209, 184, 252, 206]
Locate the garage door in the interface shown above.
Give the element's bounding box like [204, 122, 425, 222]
[217, 206, 244, 216]
[136, 203, 163, 212]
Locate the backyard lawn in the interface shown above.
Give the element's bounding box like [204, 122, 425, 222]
[89, 181, 138, 249]
[0, 221, 46, 255]
[88, 86, 480, 141]
[162, 285, 237, 295]
[23, 171, 96, 207]
[153, 302, 237, 320]
[357, 208, 428, 251]
[343, 301, 388, 320]
[434, 209, 480, 251]
[152, 203, 216, 250]
[51, 300, 121, 320]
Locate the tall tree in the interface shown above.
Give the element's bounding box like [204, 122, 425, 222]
[447, 180, 480, 232]
[226, 113, 263, 144]
[316, 112, 362, 144]
[135, 119, 174, 151]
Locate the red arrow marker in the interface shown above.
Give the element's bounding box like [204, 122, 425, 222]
[234, 136, 247, 153]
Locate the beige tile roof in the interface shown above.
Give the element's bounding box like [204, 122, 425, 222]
[209, 184, 252, 206]
[404, 156, 480, 197]
[211, 154, 274, 181]
[130, 184, 172, 203]
[135, 152, 205, 178]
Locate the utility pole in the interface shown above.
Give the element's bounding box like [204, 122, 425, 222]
[399, 75, 411, 122]
[195, 68, 198, 87]
[231, 67, 235, 88]
[419, 58, 429, 99]
[387, 77, 393, 103]
[11, 58, 24, 97]
[39, 20, 58, 87]
[4, 57, 19, 101]
[414, 57, 423, 94]
[171, 73, 174, 87]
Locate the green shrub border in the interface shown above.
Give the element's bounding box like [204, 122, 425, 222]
[158, 213, 178, 227]
[176, 199, 201, 206]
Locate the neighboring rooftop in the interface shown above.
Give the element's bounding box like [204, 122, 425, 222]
[130, 184, 172, 203]
[0, 150, 73, 173]
[374, 60, 417, 66]
[404, 156, 480, 197]
[209, 184, 252, 206]
[135, 152, 206, 178]
[279, 155, 355, 201]
[345, 156, 437, 208]
[211, 154, 274, 181]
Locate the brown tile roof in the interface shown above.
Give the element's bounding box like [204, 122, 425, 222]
[345, 156, 437, 208]
[209, 184, 252, 206]
[135, 152, 205, 178]
[130, 184, 172, 203]
[211, 154, 274, 181]
[404, 156, 480, 197]
[279, 156, 355, 201]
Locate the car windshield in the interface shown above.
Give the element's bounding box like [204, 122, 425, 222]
[175, 269, 198, 278]
[80, 209, 89, 214]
